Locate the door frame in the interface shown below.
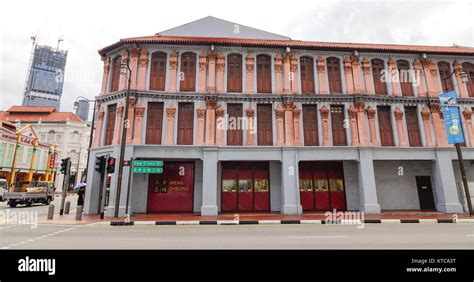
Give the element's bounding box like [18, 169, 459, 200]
[415, 175, 436, 210]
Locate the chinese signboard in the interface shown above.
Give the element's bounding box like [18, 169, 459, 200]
[439, 91, 464, 145]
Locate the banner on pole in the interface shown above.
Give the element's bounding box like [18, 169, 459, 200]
[439, 91, 464, 145]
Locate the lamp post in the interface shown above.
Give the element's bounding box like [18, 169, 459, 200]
[73, 96, 97, 183]
[442, 70, 472, 216]
[114, 53, 132, 218]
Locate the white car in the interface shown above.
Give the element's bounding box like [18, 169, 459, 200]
[0, 178, 7, 201]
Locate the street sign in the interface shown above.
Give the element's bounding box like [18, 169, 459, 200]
[132, 167, 163, 174]
[439, 91, 464, 144]
[132, 160, 163, 167]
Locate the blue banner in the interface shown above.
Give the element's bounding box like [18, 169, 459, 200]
[439, 91, 464, 144]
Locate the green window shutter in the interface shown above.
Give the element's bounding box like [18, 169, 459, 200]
[26, 148, 33, 165]
[6, 144, 14, 167]
[0, 143, 6, 167]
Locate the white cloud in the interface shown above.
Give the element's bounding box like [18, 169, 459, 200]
[0, 0, 472, 116]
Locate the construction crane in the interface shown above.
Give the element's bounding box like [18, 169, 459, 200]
[23, 34, 37, 106]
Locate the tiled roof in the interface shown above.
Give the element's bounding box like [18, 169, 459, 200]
[7, 106, 56, 113]
[0, 107, 84, 124]
[99, 35, 474, 56]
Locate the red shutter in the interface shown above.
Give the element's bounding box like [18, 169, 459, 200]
[257, 55, 272, 93]
[437, 62, 454, 93]
[378, 106, 394, 146]
[257, 104, 273, 145]
[104, 104, 117, 146]
[110, 57, 121, 92]
[227, 54, 242, 93]
[371, 59, 387, 95]
[303, 105, 318, 146]
[150, 52, 167, 91]
[330, 105, 347, 146]
[177, 103, 194, 145]
[462, 63, 474, 97]
[397, 60, 414, 96]
[227, 104, 243, 145]
[145, 102, 164, 144]
[180, 52, 196, 92]
[405, 107, 421, 147]
[327, 57, 342, 94]
[300, 57, 315, 94]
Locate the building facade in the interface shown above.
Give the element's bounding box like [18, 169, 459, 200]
[22, 44, 68, 111]
[75, 100, 90, 122]
[0, 106, 90, 190]
[85, 17, 474, 217]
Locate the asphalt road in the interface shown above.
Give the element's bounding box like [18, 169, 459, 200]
[0, 195, 78, 217]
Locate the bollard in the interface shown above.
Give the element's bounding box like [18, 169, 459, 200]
[75, 205, 83, 221]
[65, 201, 71, 214]
[47, 205, 55, 220]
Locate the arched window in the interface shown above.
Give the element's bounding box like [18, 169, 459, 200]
[437, 62, 454, 93]
[150, 52, 167, 91]
[300, 56, 315, 94]
[227, 54, 242, 93]
[371, 58, 387, 95]
[462, 62, 474, 97]
[48, 130, 56, 135]
[257, 54, 272, 93]
[326, 57, 342, 94]
[397, 60, 413, 96]
[110, 56, 122, 92]
[179, 52, 196, 92]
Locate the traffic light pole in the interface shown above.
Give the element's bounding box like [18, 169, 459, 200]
[59, 158, 71, 216]
[99, 156, 109, 219]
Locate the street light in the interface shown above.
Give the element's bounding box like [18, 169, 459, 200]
[114, 51, 132, 218]
[73, 96, 97, 183]
[442, 69, 472, 216]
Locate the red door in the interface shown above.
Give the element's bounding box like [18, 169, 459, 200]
[147, 162, 194, 213]
[237, 163, 253, 211]
[314, 166, 330, 210]
[253, 162, 269, 211]
[299, 163, 314, 211]
[221, 163, 238, 212]
[328, 162, 346, 210]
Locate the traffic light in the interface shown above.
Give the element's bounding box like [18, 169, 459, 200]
[107, 157, 116, 174]
[94, 156, 105, 172]
[60, 158, 70, 175]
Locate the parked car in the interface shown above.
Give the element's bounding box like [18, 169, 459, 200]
[0, 178, 7, 201]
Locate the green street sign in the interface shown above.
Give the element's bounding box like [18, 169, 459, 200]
[132, 167, 163, 174]
[132, 160, 164, 167]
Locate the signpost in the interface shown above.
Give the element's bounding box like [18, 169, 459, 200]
[131, 160, 164, 174]
[439, 91, 473, 216]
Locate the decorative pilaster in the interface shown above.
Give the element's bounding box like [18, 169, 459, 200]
[343, 56, 354, 94]
[119, 50, 130, 91]
[126, 97, 136, 144]
[348, 106, 359, 146]
[113, 103, 124, 145]
[352, 56, 362, 94]
[216, 53, 225, 93]
[129, 47, 140, 89]
[245, 54, 254, 94]
[367, 106, 379, 146]
[274, 54, 283, 94]
[93, 106, 104, 148]
[275, 105, 284, 145]
[137, 48, 149, 91]
[205, 98, 217, 145]
[215, 107, 225, 145]
[320, 105, 331, 146]
[196, 108, 206, 145]
[199, 52, 208, 93]
[284, 100, 294, 146]
[283, 54, 292, 94]
[133, 104, 145, 145]
[355, 101, 368, 146]
[361, 57, 374, 95]
[290, 54, 299, 94]
[453, 61, 468, 98]
[165, 107, 176, 145]
[100, 57, 111, 95]
[293, 108, 301, 145]
[412, 59, 426, 97]
[394, 107, 408, 147]
[317, 56, 327, 94]
[421, 59, 439, 96]
[246, 107, 255, 145]
[462, 108, 474, 147]
[421, 106, 435, 147]
[206, 51, 216, 93]
[430, 104, 448, 147]
[168, 51, 178, 93]
[388, 57, 402, 96]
